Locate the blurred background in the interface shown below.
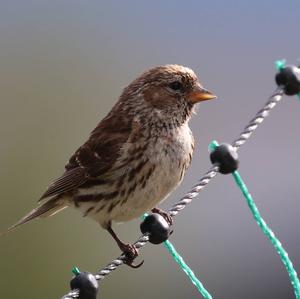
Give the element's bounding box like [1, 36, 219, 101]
[0, 1, 299, 298]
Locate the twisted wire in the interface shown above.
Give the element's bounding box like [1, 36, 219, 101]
[61, 88, 284, 299]
[62, 290, 80, 299]
[232, 88, 284, 149]
[169, 166, 219, 217]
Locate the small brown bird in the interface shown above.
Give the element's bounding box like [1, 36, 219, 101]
[5, 64, 216, 265]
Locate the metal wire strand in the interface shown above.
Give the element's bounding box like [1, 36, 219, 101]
[61, 88, 284, 299]
[169, 166, 219, 217]
[62, 289, 79, 299]
[232, 88, 284, 149]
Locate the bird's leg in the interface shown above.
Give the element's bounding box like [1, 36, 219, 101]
[151, 207, 173, 226]
[106, 223, 144, 269]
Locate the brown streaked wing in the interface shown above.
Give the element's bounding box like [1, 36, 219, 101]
[39, 167, 88, 200]
[39, 107, 135, 201]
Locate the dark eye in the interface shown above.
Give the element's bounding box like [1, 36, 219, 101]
[169, 81, 183, 91]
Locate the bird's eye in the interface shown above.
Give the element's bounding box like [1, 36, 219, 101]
[169, 81, 183, 91]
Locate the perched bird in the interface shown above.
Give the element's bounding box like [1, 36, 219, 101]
[5, 64, 216, 266]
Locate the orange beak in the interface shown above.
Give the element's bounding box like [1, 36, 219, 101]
[187, 85, 217, 104]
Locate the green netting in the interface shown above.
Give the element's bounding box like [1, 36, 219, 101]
[142, 213, 212, 298]
[210, 140, 300, 298]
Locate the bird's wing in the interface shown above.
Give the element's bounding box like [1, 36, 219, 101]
[39, 110, 134, 200]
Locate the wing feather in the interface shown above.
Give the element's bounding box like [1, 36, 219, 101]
[39, 168, 88, 200]
[39, 107, 134, 201]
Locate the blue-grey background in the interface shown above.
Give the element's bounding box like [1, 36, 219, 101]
[0, 1, 299, 298]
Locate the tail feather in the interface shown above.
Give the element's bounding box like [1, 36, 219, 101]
[1, 197, 68, 237]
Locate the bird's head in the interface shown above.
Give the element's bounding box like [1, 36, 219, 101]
[120, 64, 216, 127]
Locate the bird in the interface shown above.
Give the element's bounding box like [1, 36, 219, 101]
[4, 64, 216, 266]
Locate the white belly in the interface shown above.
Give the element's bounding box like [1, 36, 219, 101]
[74, 124, 194, 227]
[111, 153, 183, 222]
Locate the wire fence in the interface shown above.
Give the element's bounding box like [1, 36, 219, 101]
[61, 61, 300, 299]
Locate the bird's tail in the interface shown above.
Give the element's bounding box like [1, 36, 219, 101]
[0, 196, 68, 237]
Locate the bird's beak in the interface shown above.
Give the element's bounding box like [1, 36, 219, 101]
[187, 85, 217, 104]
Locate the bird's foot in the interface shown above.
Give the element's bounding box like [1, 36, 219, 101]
[120, 243, 144, 268]
[151, 207, 173, 226]
[107, 224, 144, 269]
